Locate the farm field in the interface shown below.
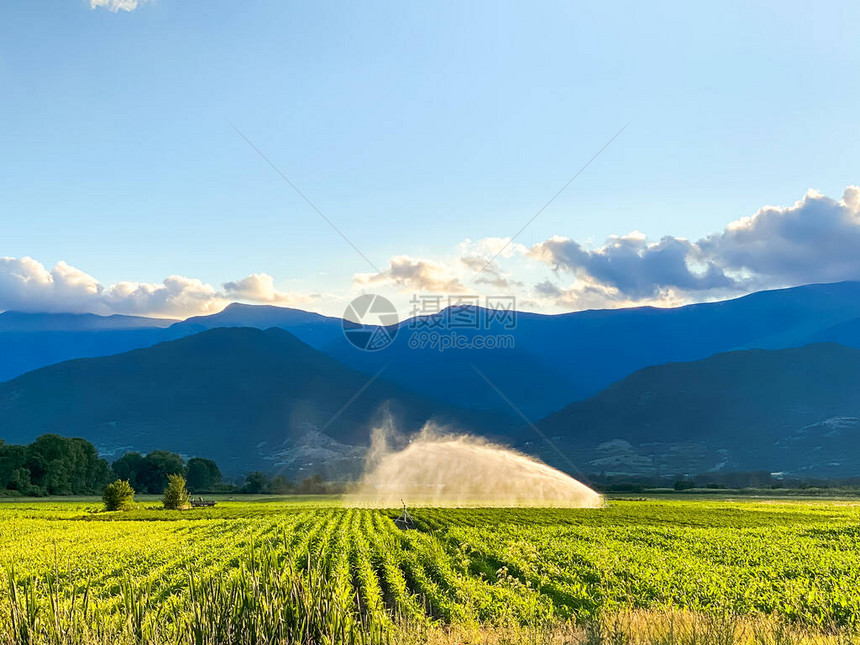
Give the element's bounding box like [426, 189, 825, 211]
[2, 497, 860, 644]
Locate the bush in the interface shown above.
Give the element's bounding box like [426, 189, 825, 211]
[162, 473, 191, 510]
[103, 479, 135, 511]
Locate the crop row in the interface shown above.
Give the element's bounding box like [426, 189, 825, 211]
[2, 500, 860, 643]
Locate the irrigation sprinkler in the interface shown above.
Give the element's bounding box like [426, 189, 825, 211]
[394, 500, 416, 531]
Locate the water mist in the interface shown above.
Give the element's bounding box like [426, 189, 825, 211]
[347, 419, 603, 508]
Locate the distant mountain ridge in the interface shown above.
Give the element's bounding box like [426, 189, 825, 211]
[0, 311, 176, 331]
[533, 343, 860, 477]
[5, 282, 860, 419]
[323, 281, 860, 416]
[0, 305, 342, 383]
[173, 303, 345, 349]
[0, 327, 516, 474]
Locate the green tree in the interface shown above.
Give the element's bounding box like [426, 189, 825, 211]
[133, 451, 186, 494]
[10, 468, 38, 495]
[298, 474, 325, 494]
[242, 471, 269, 494]
[186, 458, 221, 492]
[111, 452, 146, 489]
[25, 435, 111, 495]
[102, 479, 136, 511]
[162, 473, 190, 510]
[0, 442, 28, 492]
[268, 475, 294, 494]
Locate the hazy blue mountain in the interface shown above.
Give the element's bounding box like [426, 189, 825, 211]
[5, 282, 860, 419]
[172, 303, 344, 349]
[809, 316, 860, 349]
[533, 343, 860, 478]
[323, 329, 575, 420]
[0, 327, 516, 474]
[0, 311, 175, 331]
[0, 305, 345, 384]
[323, 281, 860, 418]
[0, 312, 186, 383]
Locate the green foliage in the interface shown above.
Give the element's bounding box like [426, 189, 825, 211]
[139, 450, 185, 494]
[102, 479, 135, 511]
[185, 457, 221, 492]
[0, 435, 111, 496]
[297, 473, 326, 494]
[110, 451, 146, 489]
[112, 450, 222, 495]
[242, 471, 269, 494]
[267, 474, 294, 494]
[7, 499, 860, 643]
[161, 473, 190, 510]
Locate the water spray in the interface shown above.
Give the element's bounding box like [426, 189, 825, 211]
[347, 421, 603, 508]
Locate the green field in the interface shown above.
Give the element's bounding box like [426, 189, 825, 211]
[3, 497, 860, 644]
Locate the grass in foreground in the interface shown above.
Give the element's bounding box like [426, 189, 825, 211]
[2, 498, 860, 643]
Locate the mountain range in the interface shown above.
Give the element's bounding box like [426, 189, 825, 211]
[0, 327, 515, 474]
[4, 282, 860, 418]
[3, 281, 860, 477]
[533, 343, 860, 478]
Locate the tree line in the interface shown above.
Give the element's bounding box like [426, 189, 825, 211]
[0, 434, 223, 496]
[0, 434, 338, 496]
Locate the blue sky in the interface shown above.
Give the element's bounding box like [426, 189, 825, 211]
[1, 0, 859, 317]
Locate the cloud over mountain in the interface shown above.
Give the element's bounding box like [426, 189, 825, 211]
[530, 233, 733, 299]
[354, 185, 860, 311]
[5, 186, 860, 317]
[223, 273, 317, 306]
[699, 186, 860, 286]
[0, 258, 308, 317]
[530, 185, 860, 308]
[354, 256, 468, 293]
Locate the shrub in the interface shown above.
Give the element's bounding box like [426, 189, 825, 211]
[162, 473, 191, 510]
[103, 479, 135, 511]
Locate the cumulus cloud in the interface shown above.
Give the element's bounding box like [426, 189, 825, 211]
[457, 238, 525, 289]
[529, 185, 860, 308]
[699, 187, 860, 286]
[530, 233, 734, 300]
[361, 185, 860, 312]
[90, 0, 147, 12]
[223, 273, 317, 306]
[355, 255, 469, 293]
[532, 277, 689, 311]
[102, 276, 227, 317]
[0, 257, 310, 318]
[356, 238, 529, 295]
[0, 258, 105, 314]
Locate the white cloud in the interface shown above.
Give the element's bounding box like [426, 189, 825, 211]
[0, 258, 105, 313]
[355, 238, 530, 296]
[7, 186, 860, 318]
[223, 273, 317, 306]
[698, 186, 860, 286]
[102, 276, 227, 317]
[90, 0, 148, 12]
[457, 237, 526, 289]
[355, 255, 469, 293]
[357, 185, 860, 313]
[530, 233, 734, 300]
[0, 258, 313, 318]
[529, 185, 860, 309]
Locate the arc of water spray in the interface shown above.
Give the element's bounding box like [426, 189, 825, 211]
[469, 362, 594, 486]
